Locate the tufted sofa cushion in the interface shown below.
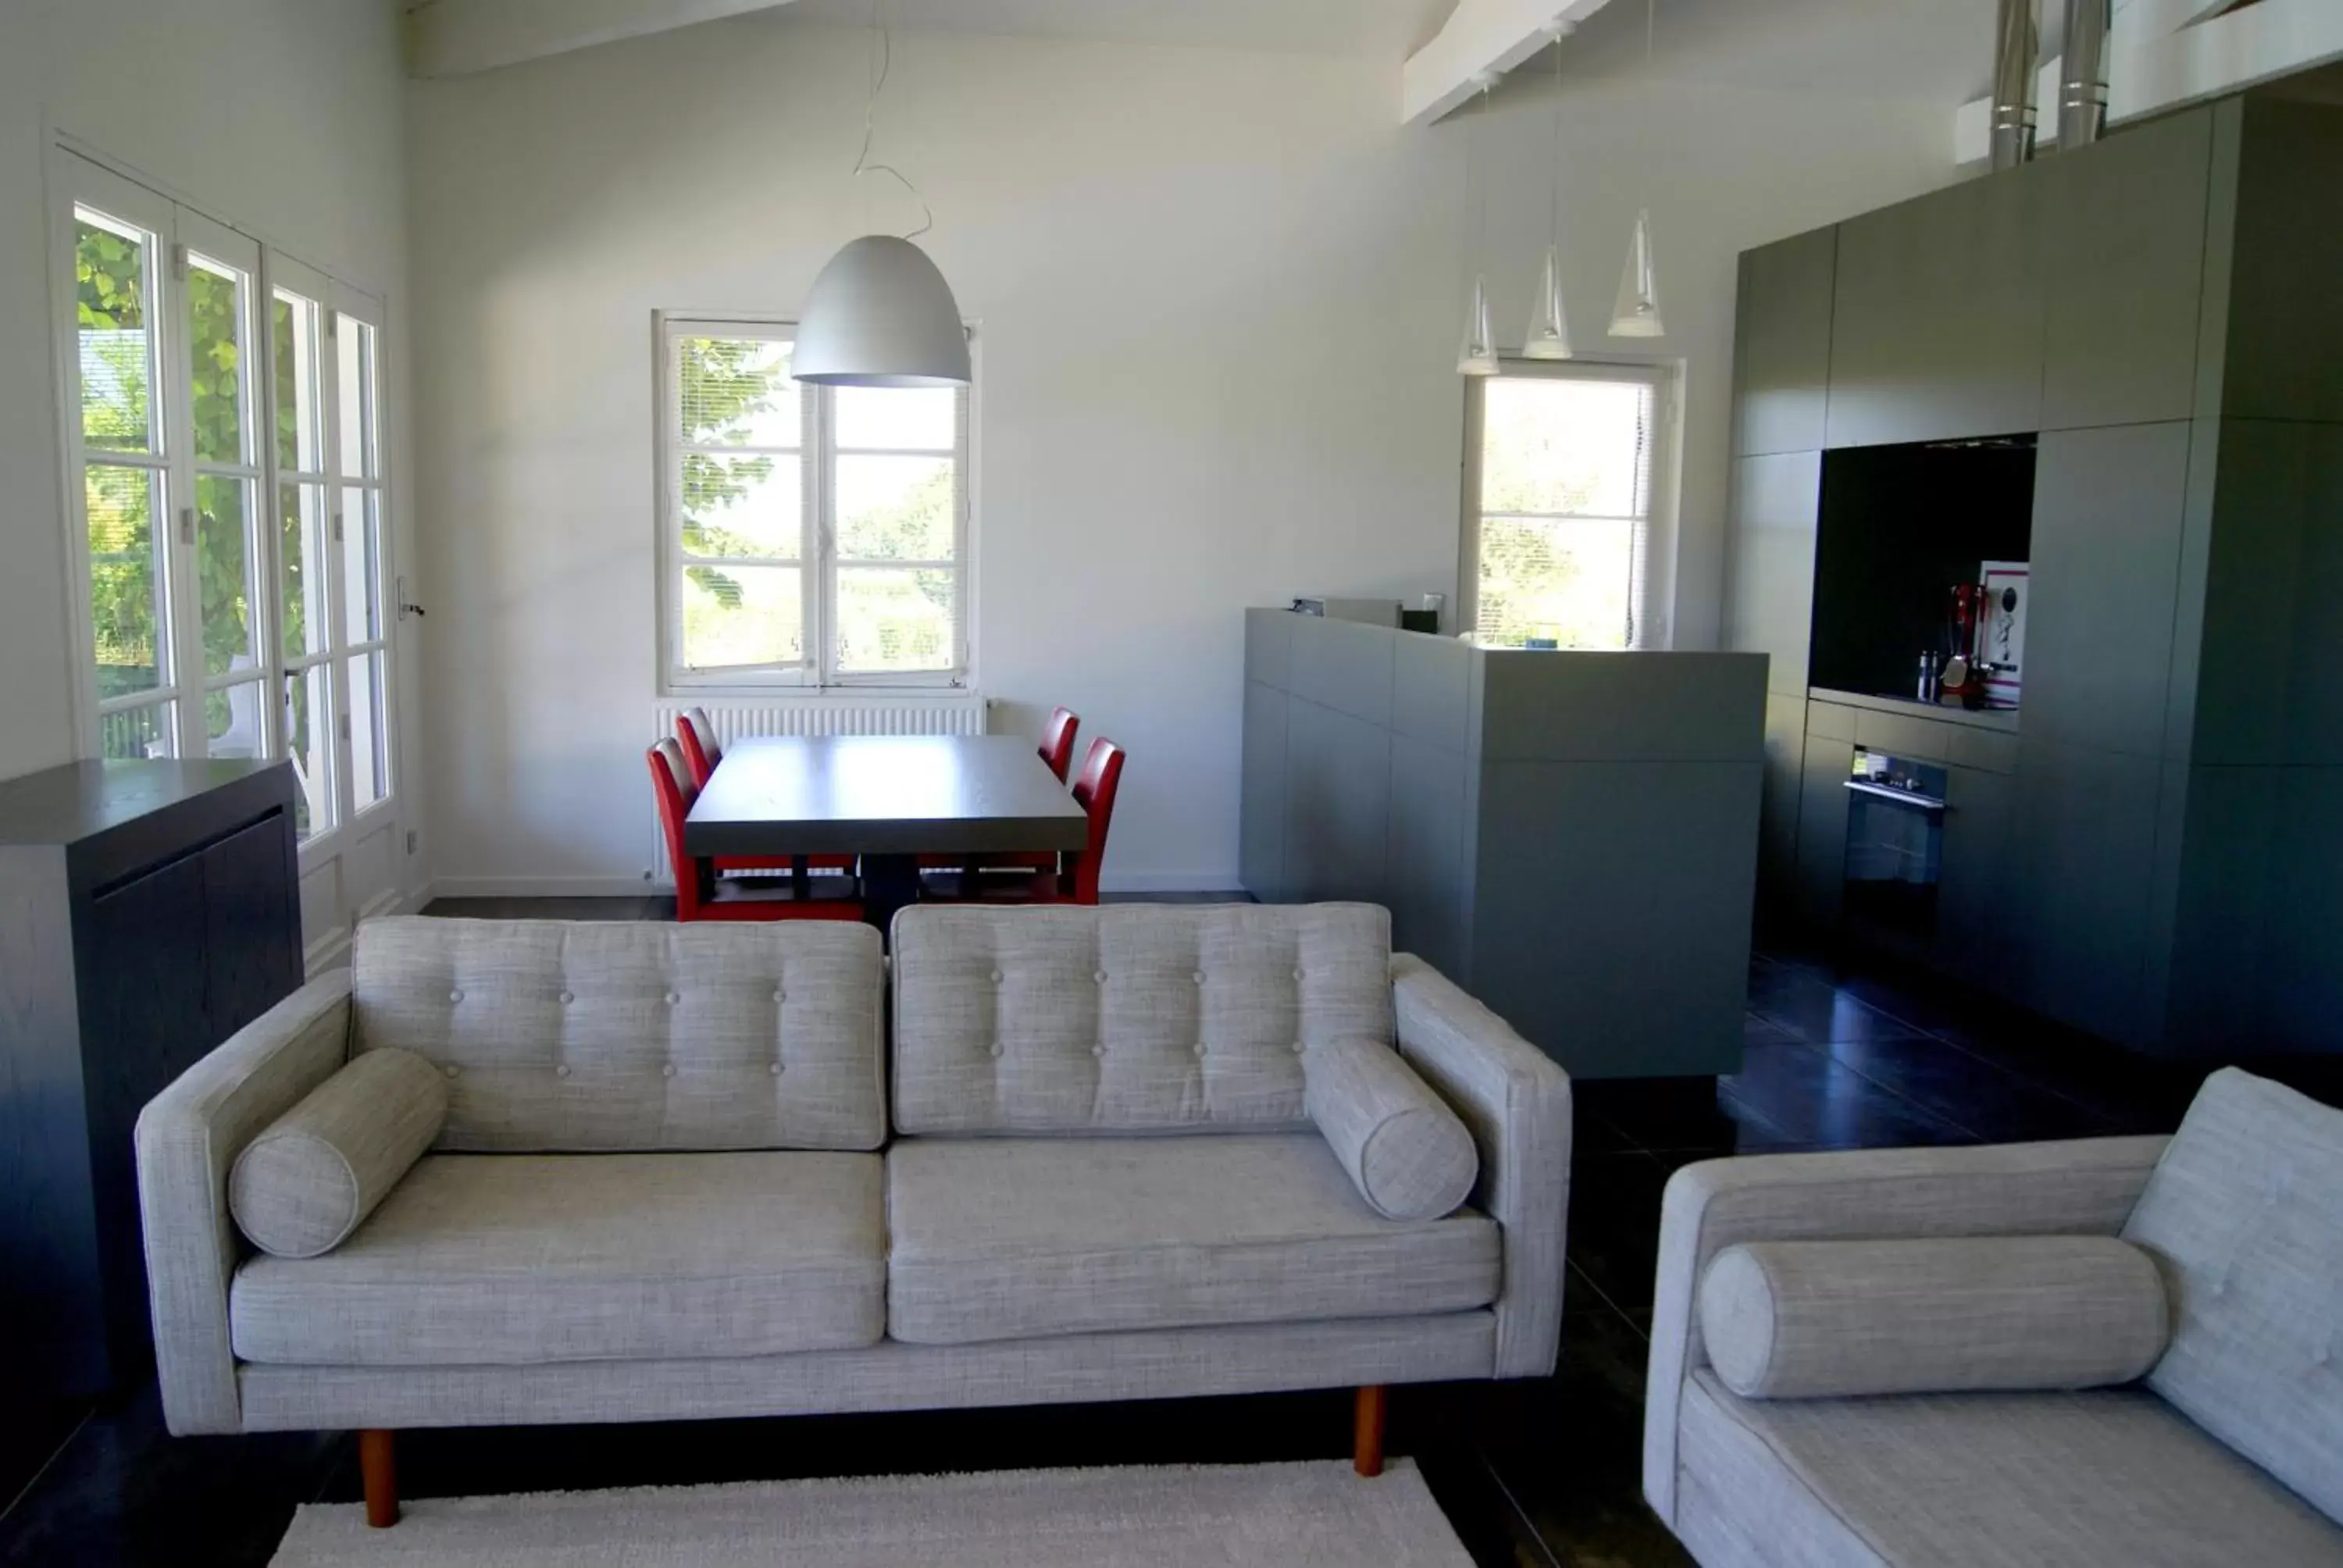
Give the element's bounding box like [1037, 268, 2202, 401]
[890, 903, 1393, 1136]
[349, 918, 886, 1152]
[2122, 1067, 2343, 1526]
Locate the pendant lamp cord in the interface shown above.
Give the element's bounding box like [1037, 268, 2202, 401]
[853, 0, 934, 240]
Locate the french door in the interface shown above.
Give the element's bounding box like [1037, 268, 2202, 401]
[56, 150, 407, 967]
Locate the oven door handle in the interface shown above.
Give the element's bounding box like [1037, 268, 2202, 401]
[1845, 779, 1949, 814]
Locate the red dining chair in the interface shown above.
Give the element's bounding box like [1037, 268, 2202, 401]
[1038, 705, 1081, 782]
[676, 707, 722, 789]
[920, 705, 1084, 879]
[648, 740, 864, 922]
[923, 736, 1125, 907]
[676, 711, 856, 878]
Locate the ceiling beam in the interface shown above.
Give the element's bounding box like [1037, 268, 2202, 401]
[1401, 0, 1621, 127]
[404, 0, 807, 78]
[1951, 0, 2343, 162]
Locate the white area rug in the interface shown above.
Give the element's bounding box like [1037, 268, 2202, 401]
[270, 1459, 1475, 1566]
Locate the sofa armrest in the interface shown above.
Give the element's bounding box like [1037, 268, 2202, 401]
[1389, 953, 1571, 1379]
[134, 971, 354, 1435]
[1642, 1135, 2170, 1527]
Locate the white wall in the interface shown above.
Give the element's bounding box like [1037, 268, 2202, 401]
[407, 11, 1956, 892]
[0, 0, 415, 839]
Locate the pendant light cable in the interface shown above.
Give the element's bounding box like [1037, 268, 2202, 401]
[852, 0, 933, 241]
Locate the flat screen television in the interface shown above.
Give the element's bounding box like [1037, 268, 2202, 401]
[1808, 435, 2035, 705]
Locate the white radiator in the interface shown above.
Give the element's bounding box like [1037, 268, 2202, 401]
[649, 695, 989, 880]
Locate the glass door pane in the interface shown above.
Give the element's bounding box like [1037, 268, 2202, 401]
[100, 700, 176, 761]
[339, 486, 380, 645]
[284, 665, 334, 839]
[86, 464, 170, 699]
[206, 678, 270, 759]
[197, 474, 261, 677]
[348, 651, 388, 811]
[279, 483, 330, 658]
[73, 208, 159, 455]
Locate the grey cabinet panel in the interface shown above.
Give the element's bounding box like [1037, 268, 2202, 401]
[1392, 631, 1471, 750]
[2223, 100, 2343, 423]
[1735, 228, 1837, 457]
[1806, 701, 1858, 743]
[2262, 766, 2343, 1053]
[2161, 763, 2276, 1053]
[1827, 167, 2048, 447]
[1949, 725, 2020, 775]
[1853, 708, 1953, 763]
[1244, 608, 1293, 691]
[1385, 737, 1471, 979]
[2007, 741, 2163, 1046]
[1472, 760, 1758, 1078]
[1795, 736, 1853, 925]
[1282, 699, 1389, 905]
[1760, 692, 1807, 903]
[1482, 653, 1766, 762]
[1935, 764, 2017, 979]
[2195, 419, 2343, 765]
[1288, 618, 1393, 727]
[1724, 451, 1821, 696]
[2041, 109, 2213, 431]
[2023, 423, 2192, 757]
[1238, 680, 1289, 902]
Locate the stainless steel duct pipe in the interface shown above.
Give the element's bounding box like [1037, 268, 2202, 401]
[1991, 0, 2042, 169]
[2059, 0, 2112, 149]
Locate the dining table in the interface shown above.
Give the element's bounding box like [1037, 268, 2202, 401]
[683, 734, 1090, 933]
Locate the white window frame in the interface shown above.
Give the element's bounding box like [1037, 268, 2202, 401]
[49, 144, 401, 849]
[656, 313, 974, 693]
[1458, 357, 1677, 651]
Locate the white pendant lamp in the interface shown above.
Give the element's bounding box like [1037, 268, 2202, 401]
[794, 236, 969, 387]
[1609, 208, 1665, 338]
[1458, 75, 1501, 377]
[795, 4, 971, 387]
[1608, 0, 1667, 340]
[1522, 23, 1576, 361]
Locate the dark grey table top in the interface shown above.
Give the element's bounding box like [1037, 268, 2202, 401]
[683, 735, 1089, 858]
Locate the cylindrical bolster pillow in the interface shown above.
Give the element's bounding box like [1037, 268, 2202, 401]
[1699, 1235, 2170, 1401]
[229, 1048, 447, 1258]
[1304, 1038, 1478, 1221]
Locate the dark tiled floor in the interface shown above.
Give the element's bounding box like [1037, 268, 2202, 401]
[10, 907, 2338, 1566]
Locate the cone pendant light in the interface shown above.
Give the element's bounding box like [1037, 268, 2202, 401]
[1609, 208, 1665, 337]
[1458, 76, 1500, 376]
[797, 2, 971, 387]
[1460, 276, 1500, 376]
[1522, 23, 1575, 360]
[1608, 0, 1667, 340]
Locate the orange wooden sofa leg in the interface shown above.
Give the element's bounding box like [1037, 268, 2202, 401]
[1353, 1385, 1386, 1477]
[359, 1429, 400, 1528]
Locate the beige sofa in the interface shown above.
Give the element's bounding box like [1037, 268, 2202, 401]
[1644, 1067, 2343, 1566]
[138, 903, 1569, 1525]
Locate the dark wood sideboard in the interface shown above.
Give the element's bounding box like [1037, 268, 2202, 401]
[0, 759, 302, 1406]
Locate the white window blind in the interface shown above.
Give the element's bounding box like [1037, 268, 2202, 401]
[660, 315, 971, 691]
[1461, 360, 1671, 651]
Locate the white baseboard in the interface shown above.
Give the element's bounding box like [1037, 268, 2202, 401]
[423, 871, 1245, 900]
[427, 875, 666, 900]
[1098, 870, 1247, 895]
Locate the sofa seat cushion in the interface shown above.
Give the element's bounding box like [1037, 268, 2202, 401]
[231, 1152, 886, 1366]
[1675, 1368, 2343, 1568]
[886, 1133, 1499, 1346]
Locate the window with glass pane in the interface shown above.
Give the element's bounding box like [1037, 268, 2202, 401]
[284, 665, 333, 839]
[74, 205, 177, 755]
[333, 309, 393, 818]
[1467, 368, 1661, 652]
[662, 318, 968, 688]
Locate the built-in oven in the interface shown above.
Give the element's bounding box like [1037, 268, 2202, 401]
[1842, 749, 1946, 942]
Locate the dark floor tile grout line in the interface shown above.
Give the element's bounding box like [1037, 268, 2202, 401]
[0, 1406, 91, 1531]
[1566, 1260, 1652, 1346]
[1472, 1448, 1567, 1568]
